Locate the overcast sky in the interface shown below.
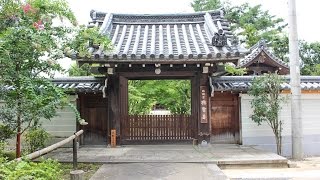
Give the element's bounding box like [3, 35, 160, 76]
[66, 0, 319, 43]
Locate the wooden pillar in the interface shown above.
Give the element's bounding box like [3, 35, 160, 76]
[197, 73, 210, 143]
[191, 76, 199, 140]
[108, 75, 120, 144]
[119, 76, 128, 143]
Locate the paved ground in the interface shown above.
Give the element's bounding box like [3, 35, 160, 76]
[222, 157, 320, 180]
[90, 163, 228, 180]
[40, 145, 290, 179]
[42, 144, 287, 166]
[89, 157, 320, 180]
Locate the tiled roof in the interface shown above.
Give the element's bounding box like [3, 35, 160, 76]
[212, 76, 320, 92]
[52, 77, 105, 93]
[74, 10, 247, 62]
[1, 77, 105, 93]
[239, 40, 289, 70]
[48, 76, 320, 93]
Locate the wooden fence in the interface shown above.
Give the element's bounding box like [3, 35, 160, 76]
[122, 115, 194, 142]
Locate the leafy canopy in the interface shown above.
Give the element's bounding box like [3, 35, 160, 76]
[68, 63, 92, 76]
[0, 0, 77, 129]
[191, 0, 222, 12]
[129, 80, 191, 115]
[269, 36, 320, 75]
[0, 0, 84, 158]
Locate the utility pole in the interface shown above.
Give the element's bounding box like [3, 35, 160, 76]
[288, 0, 303, 159]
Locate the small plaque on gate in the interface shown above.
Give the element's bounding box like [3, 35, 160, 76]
[200, 86, 208, 123]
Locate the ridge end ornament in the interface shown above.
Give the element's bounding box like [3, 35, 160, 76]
[212, 33, 227, 47]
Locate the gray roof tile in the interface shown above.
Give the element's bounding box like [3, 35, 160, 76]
[212, 76, 320, 92]
[74, 10, 247, 61]
[47, 76, 320, 93]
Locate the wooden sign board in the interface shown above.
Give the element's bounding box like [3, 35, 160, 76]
[111, 129, 116, 148]
[200, 86, 208, 123]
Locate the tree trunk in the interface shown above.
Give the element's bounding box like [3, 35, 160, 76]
[275, 134, 282, 155]
[16, 131, 21, 158]
[16, 100, 22, 158]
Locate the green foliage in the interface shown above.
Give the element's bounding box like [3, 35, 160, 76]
[225, 64, 247, 75]
[191, 1, 286, 47]
[25, 128, 50, 153]
[311, 64, 320, 76]
[65, 26, 113, 58]
[299, 41, 320, 75]
[0, 124, 14, 142]
[129, 80, 155, 115]
[0, 158, 62, 179]
[248, 73, 286, 154]
[272, 35, 289, 62]
[268, 36, 320, 75]
[129, 80, 191, 115]
[0, 124, 14, 158]
[68, 63, 92, 76]
[191, 0, 222, 12]
[0, 0, 79, 157]
[226, 3, 286, 47]
[0, 156, 6, 165]
[3, 151, 16, 161]
[0, 141, 5, 157]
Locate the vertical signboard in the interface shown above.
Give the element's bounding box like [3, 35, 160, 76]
[200, 86, 208, 123]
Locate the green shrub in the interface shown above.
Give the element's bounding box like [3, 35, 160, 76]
[3, 151, 16, 161]
[0, 141, 16, 161]
[0, 158, 62, 179]
[0, 124, 14, 142]
[25, 128, 50, 153]
[0, 141, 5, 157]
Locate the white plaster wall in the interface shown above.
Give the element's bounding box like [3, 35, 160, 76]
[40, 95, 77, 138]
[241, 93, 320, 157]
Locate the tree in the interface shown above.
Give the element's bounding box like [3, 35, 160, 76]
[128, 80, 191, 115]
[191, 0, 222, 12]
[226, 3, 286, 47]
[299, 41, 320, 75]
[248, 73, 286, 155]
[311, 64, 320, 76]
[271, 35, 289, 62]
[269, 36, 320, 75]
[191, 1, 286, 47]
[68, 63, 92, 76]
[128, 80, 156, 115]
[0, 0, 76, 158]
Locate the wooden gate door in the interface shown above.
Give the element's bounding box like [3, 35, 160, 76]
[79, 94, 108, 145]
[210, 92, 239, 143]
[121, 115, 196, 144]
